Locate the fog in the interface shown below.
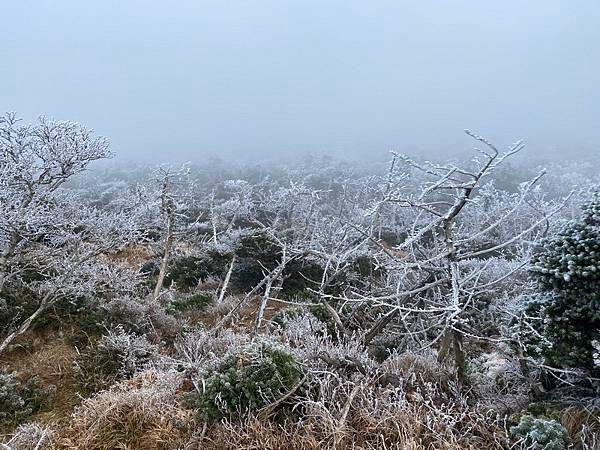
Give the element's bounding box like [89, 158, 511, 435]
[2, 1, 599, 163]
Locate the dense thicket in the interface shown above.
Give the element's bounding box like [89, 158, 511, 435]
[1, 114, 599, 449]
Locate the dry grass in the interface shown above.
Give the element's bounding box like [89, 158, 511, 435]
[0, 329, 79, 431]
[561, 405, 600, 449]
[197, 417, 321, 450]
[295, 377, 510, 450]
[185, 406, 509, 450]
[106, 244, 153, 270]
[2, 315, 595, 450]
[59, 371, 193, 450]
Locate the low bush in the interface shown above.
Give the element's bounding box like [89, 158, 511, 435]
[0, 287, 40, 335]
[281, 259, 324, 297]
[510, 415, 570, 449]
[231, 230, 282, 289]
[0, 371, 47, 426]
[102, 296, 181, 343]
[73, 327, 160, 394]
[162, 251, 233, 292]
[271, 304, 342, 338]
[270, 307, 305, 330]
[164, 256, 207, 291]
[174, 328, 250, 373]
[167, 291, 214, 315]
[186, 340, 303, 420]
[369, 334, 405, 362]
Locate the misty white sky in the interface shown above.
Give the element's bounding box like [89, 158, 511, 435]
[2, 1, 599, 162]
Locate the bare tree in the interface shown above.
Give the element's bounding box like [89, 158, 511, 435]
[320, 132, 570, 378]
[147, 165, 197, 300]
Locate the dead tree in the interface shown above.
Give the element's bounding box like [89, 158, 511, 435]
[149, 165, 196, 300]
[335, 131, 569, 378]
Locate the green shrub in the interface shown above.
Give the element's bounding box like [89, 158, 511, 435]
[167, 291, 214, 315]
[0, 287, 43, 334]
[0, 371, 47, 425]
[187, 341, 303, 420]
[510, 415, 569, 450]
[281, 260, 324, 298]
[232, 231, 282, 289]
[74, 328, 160, 394]
[308, 303, 347, 338]
[158, 251, 233, 292]
[528, 195, 600, 371]
[165, 256, 207, 290]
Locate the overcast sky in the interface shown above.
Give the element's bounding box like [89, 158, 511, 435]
[2, 1, 599, 162]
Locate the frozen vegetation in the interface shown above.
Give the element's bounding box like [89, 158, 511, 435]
[0, 113, 599, 449]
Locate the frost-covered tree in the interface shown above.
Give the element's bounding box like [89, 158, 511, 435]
[0, 113, 140, 354]
[528, 194, 600, 372]
[0, 113, 110, 289]
[330, 132, 569, 378]
[139, 165, 202, 300]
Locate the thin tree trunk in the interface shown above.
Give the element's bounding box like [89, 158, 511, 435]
[441, 210, 467, 378]
[217, 256, 236, 304]
[253, 277, 275, 336]
[253, 253, 287, 336]
[517, 348, 544, 399]
[451, 329, 466, 380]
[153, 216, 175, 300]
[0, 291, 54, 355]
[0, 236, 20, 293]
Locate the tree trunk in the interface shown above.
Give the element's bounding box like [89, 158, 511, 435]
[0, 235, 20, 292]
[442, 212, 467, 379]
[0, 291, 54, 355]
[517, 348, 544, 399]
[217, 256, 236, 303]
[253, 255, 286, 336]
[153, 215, 175, 300]
[452, 329, 466, 380]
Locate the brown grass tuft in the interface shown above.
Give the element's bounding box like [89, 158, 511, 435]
[561, 404, 600, 449]
[59, 370, 193, 450]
